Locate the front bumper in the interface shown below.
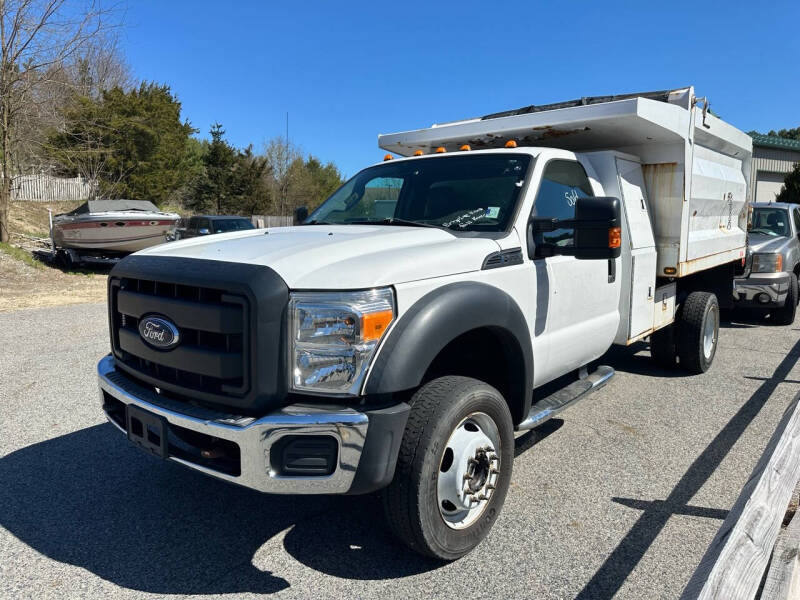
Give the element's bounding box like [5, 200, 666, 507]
[98, 355, 408, 494]
[733, 271, 791, 308]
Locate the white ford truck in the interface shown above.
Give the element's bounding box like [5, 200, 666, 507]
[98, 86, 751, 559]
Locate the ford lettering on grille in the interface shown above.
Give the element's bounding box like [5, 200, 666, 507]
[138, 315, 180, 350]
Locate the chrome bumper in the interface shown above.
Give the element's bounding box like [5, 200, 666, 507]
[733, 272, 791, 307]
[97, 355, 369, 494]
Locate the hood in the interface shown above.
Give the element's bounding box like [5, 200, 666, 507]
[748, 233, 791, 255]
[138, 225, 501, 289]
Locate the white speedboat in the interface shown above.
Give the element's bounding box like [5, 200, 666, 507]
[52, 200, 180, 254]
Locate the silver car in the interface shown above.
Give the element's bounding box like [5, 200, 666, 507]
[733, 202, 800, 324]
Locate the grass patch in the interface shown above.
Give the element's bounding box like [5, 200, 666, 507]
[0, 242, 45, 269]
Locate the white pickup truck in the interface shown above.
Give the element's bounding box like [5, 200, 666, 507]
[98, 86, 751, 559]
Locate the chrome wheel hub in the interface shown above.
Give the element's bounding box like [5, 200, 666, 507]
[437, 412, 501, 530]
[703, 306, 718, 360]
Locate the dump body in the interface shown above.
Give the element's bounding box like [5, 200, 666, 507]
[378, 86, 751, 278]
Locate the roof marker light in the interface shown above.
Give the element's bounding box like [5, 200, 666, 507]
[413, 150, 424, 156]
[435, 146, 446, 153]
[459, 144, 471, 151]
[383, 154, 393, 161]
[505, 140, 517, 148]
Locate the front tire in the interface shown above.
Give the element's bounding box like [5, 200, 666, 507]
[676, 291, 719, 374]
[382, 376, 514, 560]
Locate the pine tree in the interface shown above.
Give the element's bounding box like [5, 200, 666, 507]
[776, 162, 800, 204]
[47, 82, 196, 204]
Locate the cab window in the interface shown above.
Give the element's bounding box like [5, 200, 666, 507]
[531, 160, 594, 250]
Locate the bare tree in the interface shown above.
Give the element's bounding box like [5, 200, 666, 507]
[0, 0, 117, 242]
[44, 112, 109, 199]
[68, 30, 132, 98]
[263, 136, 301, 216]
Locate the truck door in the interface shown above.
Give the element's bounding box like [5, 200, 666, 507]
[530, 159, 621, 378]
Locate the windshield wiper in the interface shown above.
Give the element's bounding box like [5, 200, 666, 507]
[346, 218, 445, 230]
[302, 219, 333, 225]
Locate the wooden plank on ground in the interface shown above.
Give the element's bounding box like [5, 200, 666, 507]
[761, 494, 800, 600]
[681, 391, 800, 600]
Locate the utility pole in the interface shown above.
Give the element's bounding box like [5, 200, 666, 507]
[283, 111, 289, 213]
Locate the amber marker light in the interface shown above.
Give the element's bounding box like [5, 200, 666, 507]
[459, 144, 471, 151]
[505, 140, 517, 148]
[435, 146, 446, 153]
[608, 227, 621, 248]
[664, 267, 677, 275]
[413, 150, 424, 156]
[383, 154, 393, 161]
[361, 310, 394, 342]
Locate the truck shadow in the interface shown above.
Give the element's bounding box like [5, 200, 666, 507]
[595, 343, 685, 379]
[721, 310, 786, 328]
[0, 417, 567, 593]
[0, 424, 436, 595]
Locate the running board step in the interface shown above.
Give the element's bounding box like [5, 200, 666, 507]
[517, 365, 615, 430]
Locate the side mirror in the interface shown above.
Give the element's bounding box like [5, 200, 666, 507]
[198, 228, 210, 235]
[573, 196, 622, 260]
[528, 196, 621, 260]
[294, 206, 309, 224]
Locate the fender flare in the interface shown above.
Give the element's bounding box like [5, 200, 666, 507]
[364, 282, 533, 421]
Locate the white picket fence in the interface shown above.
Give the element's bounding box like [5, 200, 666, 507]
[11, 173, 95, 202]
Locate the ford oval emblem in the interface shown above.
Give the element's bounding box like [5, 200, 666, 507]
[138, 315, 180, 350]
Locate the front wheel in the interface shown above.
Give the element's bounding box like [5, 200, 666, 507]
[382, 376, 514, 560]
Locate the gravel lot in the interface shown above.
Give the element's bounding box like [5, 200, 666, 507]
[1, 303, 799, 599]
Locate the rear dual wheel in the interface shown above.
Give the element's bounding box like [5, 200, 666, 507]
[650, 291, 719, 374]
[677, 291, 719, 373]
[383, 376, 514, 560]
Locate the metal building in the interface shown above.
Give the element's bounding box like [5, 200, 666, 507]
[749, 134, 800, 203]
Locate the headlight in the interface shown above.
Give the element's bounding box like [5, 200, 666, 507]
[288, 288, 395, 395]
[751, 253, 783, 273]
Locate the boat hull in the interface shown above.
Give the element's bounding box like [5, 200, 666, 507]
[53, 214, 179, 253]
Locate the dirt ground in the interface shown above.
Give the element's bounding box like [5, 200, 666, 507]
[0, 249, 107, 312]
[1, 200, 108, 312]
[9, 200, 85, 238]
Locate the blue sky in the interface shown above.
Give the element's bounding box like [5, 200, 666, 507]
[121, 0, 800, 178]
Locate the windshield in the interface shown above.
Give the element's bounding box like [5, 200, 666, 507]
[213, 218, 255, 233]
[750, 208, 790, 237]
[306, 154, 531, 232]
